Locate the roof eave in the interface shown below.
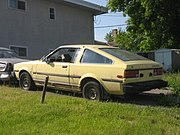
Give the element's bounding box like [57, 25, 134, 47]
[63, 0, 108, 15]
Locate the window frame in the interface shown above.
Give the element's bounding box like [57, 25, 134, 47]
[8, 0, 27, 11]
[49, 7, 56, 20]
[9, 45, 28, 58]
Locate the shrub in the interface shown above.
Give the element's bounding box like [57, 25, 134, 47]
[163, 73, 180, 95]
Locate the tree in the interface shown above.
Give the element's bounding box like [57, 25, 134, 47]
[105, 28, 137, 51]
[105, 31, 114, 43]
[108, 0, 180, 52]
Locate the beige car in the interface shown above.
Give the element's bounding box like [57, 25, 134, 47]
[14, 45, 167, 100]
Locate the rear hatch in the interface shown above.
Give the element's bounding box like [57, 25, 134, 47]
[123, 60, 163, 83]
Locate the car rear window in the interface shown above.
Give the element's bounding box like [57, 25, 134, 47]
[100, 48, 148, 61]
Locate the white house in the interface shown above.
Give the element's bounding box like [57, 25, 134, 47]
[0, 0, 107, 59]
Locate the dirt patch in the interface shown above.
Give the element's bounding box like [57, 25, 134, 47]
[144, 88, 173, 95]
[112, 88, 180, 107]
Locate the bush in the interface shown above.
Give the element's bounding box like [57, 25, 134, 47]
[163, 73, 180, 95]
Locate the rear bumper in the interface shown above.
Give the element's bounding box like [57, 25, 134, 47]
[123, 80, 168, 94]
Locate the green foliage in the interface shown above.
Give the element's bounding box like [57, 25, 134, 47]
[115, 29, 134, 50]
[105, 31, 114, 42]
[0, 86, 180, 135]
[108, 0, 180, 52]
[105, 29, 135, 51]
[163, 72, 180, 95]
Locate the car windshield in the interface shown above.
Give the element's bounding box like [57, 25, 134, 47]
[0, 50, 18, 58]
[100, 48, 148, 61]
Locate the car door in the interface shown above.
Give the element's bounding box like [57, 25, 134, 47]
[35, 47, 79, 90]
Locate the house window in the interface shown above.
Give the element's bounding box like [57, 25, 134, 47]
[9, 0, 26, 10]
[10, 46, 28, 58]
[49, 8, 55, 20]
[9, 0, 16, 8]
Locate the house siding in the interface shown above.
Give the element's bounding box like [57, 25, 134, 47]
[0, 0, 94, 59]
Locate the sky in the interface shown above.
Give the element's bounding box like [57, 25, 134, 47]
[84, 0, 129, 42]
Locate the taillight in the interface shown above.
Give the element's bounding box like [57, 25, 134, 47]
[154, 68, 163, 76]
[124, 70, 139, 78]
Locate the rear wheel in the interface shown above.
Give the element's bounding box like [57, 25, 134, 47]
[82, 81, 102, 101]
[19, 72, 35, 90]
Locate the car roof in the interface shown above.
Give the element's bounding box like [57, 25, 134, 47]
[59, 44, 117, 49]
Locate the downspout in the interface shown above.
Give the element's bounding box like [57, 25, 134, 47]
[93, 6, 108, 44]
[92, 14, 95, 45]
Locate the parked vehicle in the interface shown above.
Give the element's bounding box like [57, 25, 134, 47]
[14, 45, 167, 100]
[0, 47, 28, 83]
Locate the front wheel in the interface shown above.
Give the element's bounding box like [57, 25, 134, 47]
[19, 72, 35, 90]
[82, 81, 102, 101]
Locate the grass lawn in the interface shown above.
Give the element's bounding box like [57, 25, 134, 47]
[0, 86, 180, 135]
[163, 72, 180, 94]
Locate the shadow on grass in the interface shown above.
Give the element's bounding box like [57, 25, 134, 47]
[44, 87, 180, 107]
[2, 83, 179, 107]
[111, 92, 180, 107]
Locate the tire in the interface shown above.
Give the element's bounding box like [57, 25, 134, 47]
[82, 81, 102, 101]
[19, 72, 35, 90]
[0, 80, 3, 85]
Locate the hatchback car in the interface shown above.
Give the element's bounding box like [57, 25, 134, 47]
[0, 47, 28, 83]
[14, 45, 167, 100]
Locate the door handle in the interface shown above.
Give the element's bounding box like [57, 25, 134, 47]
[62, 65, 68, 68]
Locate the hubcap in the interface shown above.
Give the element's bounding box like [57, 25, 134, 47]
[23, 76, 29, 88]
[88, 88, 97, 100]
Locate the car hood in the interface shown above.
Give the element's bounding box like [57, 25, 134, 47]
[0, 58, 29, 65]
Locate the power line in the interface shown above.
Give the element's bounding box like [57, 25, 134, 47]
[95, 24, 127, 29]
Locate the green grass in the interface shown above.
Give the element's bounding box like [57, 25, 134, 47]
[0, 86, 180, 135]
[163, 72, 180, 94]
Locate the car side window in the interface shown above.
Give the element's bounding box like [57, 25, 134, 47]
[81, 49, 112, 64]
[48, 48, 79, 63]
